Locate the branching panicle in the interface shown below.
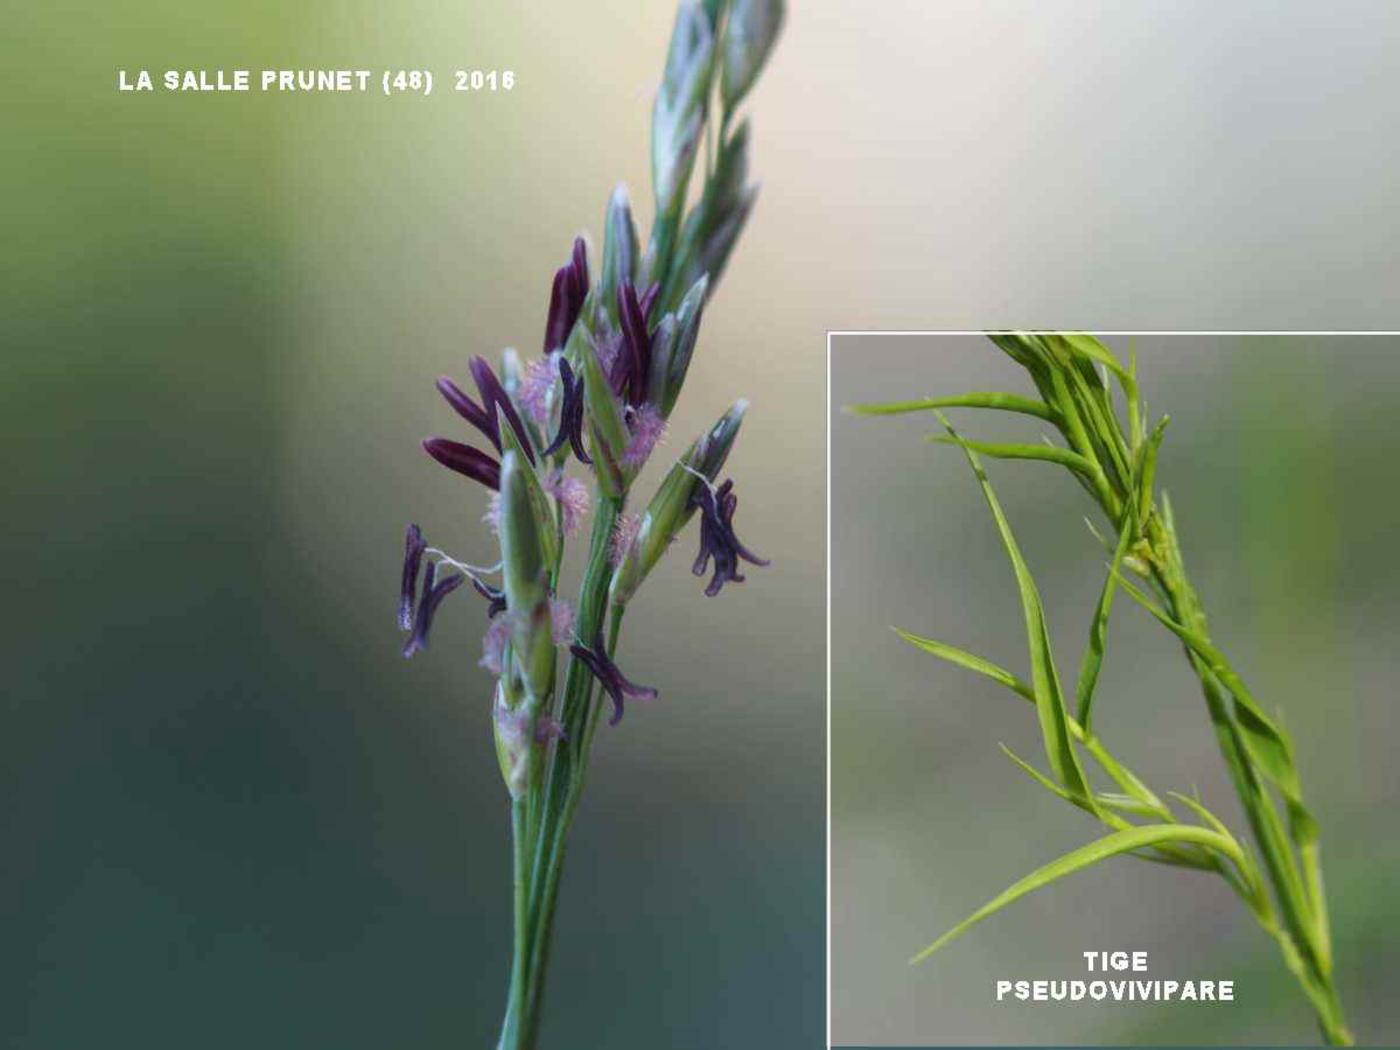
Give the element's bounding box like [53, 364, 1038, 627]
[392, 4, 783, 1046]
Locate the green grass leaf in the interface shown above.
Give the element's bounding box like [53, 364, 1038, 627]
[936, 414, 1096, 811]
[893, 627, 1172, 822]
[1096, 792, 1166, 819]
[1056, 332, 1129, 379]
[910, 824, 1247, 964]
[928, 435, 1102, 486]
[1075, 512, 1134, 732]
[846, 392, 1059, 423]
[1134, 415, 1170, 528]
[892, 627, 1035, 703]
[1000, 743, 1077, 805]
[1167, 791, 1267, 909]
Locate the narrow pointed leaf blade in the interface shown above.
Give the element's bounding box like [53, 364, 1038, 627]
[938, 415, 1095, 809]
[893, 627, 1034, 703]
[1056, 333, 1128, 378]
[1095, 792, 1165, 819]
[999, 743, 1074, 805]
[1166, 791, 1235, 842]
[847, 392, 1059, 423]
[910, 824, 1241, 964]
[930, 435, 1100, 485]
[1074, 512, 1134, 731]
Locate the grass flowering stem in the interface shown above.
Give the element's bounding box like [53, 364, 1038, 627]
[399, 5, 781, 1044]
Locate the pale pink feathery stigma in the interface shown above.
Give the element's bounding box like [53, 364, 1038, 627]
[609, 512, 642, 566]
[548, 597, 575, 645]
[534, 715, 567, 743]
[480, 616, 511, 675]
[483, 491, 503, 535]
[590, 325, 622, 377]
[544, 469, 591, 537]
[519, 352, 560, 426]
[622, 403, 666, 468]
[494, 703, 568, 746]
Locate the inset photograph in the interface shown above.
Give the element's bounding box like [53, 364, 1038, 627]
[830, 333, 1400, 1047]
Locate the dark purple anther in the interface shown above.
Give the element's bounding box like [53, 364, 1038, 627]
[614, 282, 652, 407]
[471, 576, 507, 618]
[541, 357, 591, 465]
[638, 281, 661, 323]
[468, 356, 536, 466]
[399, 523, 427, 631]
[435, 376, 497, 448]
[569, 632, 658, 726]
[690, 478, 770, 597]
[434, 356, 536, 467]
[571, 236, 588, 287]
[402, 561, 466, 658]
[422, 437, 502, 490]
[543, 236, 590, 354]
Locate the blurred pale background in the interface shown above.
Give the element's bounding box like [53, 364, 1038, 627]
[8, 0, 1400, 1046]
[832, 335, 1400, 1046]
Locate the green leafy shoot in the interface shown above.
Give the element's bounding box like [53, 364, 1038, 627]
[861, 334, 1351, 1045]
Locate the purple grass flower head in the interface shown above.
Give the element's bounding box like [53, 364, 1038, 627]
[541, 357, 591, 465]
[609, 511, 643, 567]
[622, 403, 667, 468]
[544, 237, 590, 354]
[568, 631, 658, 726]
[480, 615, 512, 675]
[403, 560, 466, 658]
[422, 437, 501, 490]
[543, 469, 591, 537]
[519, 352, 560, 426]
[548, 597, 575, 645]
[399, 523, 426, 631]
[690, 476, 770, 597]
[471, 576, 507, 618]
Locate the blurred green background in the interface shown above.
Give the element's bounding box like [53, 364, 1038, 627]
[3, 2, 824, 1047]
[831, 335, 1400, 1046]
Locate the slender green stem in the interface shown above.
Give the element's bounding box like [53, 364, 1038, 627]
[499, 493, 623, 1049]
[497, 798, 530, 1050]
